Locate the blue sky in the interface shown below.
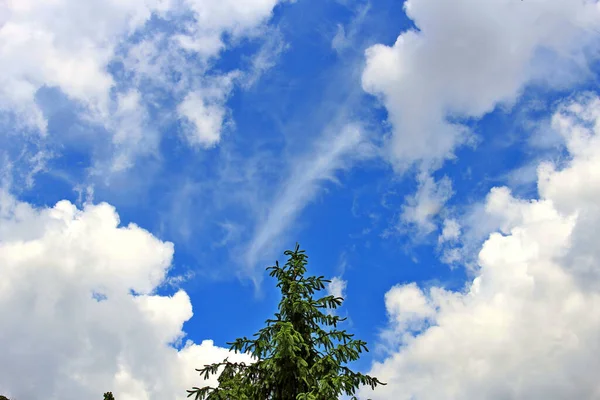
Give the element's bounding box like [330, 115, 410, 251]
[2, 0, 600, 399]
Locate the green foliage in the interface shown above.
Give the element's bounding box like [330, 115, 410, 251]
[188, 244, 385, 400]
[104, 392, 115, 400]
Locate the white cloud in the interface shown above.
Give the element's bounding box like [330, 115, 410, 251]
[384, 283, 436, 332]
[242, 27, 288, 88]
[327, 276, 348, 299]
[108, 89, 157, 172]
[246, 123, 367, 271]
[331, 2, 370, 55]
[0, 191, 249, 400]
[177, 73, 238, 148]
[0, 0, 168, 131]
[177, 0, 282, 56]
[362, 0, 600, 172]
[0, 0, 287, 177]
[438, 218, 460, 244]
[438, 190, 524, 268]
[177, 92, 224, 148]
[400, 173, 453, 235]
[331, 24, 348, 53]
[362, 95, 600, 399]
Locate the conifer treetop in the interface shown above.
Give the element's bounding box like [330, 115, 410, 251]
[187, 244, 385, 400]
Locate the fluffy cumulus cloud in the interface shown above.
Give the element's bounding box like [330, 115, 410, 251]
[0, 192, 249, 400]
[0, 0, 168, 131]
[362, 0, 600, 172]
[362, 0, 600, 236]
[362, 95, 600, 399]
[0, 0, 285, 172]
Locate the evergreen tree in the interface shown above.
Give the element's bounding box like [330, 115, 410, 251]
[188, 244, 385, 400]
[103, 392, 115, 400]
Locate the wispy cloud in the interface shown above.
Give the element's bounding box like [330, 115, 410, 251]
[245, 123, 367, 272]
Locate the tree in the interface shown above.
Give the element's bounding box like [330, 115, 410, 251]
[103, 392, 115, 400]
[187, 244, 385, 400]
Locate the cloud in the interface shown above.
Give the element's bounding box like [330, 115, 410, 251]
[176, 0, 282, 54]
[245, 123, 367, 272]
[107, 89, 156, 172]
[327, 276, 348, 299]
[362, 0, 600, 172]
[0, 0, 166, 131]
[383, 283, 436, 334]
[400, 173, 453, 236]
[0, 191, 249, 400]
[177, 73, 239, 148]
[242, 27, 288, 88]
[0, 0, 288, 178]
[438, 218, 460, 244]
[362, 94, 600, 399]
[362, 0, 600, 242]
[330, 2, 370, 55]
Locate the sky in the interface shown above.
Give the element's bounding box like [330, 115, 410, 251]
[1, 0, 600, 399]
